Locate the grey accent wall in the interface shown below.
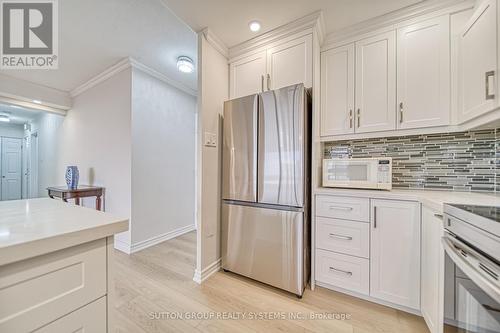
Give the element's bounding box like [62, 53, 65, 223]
[324, 129, 500, 192]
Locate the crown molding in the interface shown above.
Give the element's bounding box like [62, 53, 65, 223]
[200, 28, 229, 58]
[0, 95, 67, 115]
[129, 58, 197, 96]
[228, 10, 324, 59]
[71, 57, 197, 98]
[323, 0, 474, 48]
[70, 58, 131, 97]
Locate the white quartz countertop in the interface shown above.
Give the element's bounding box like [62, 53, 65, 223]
[0, 198, 128, 266]
[314, 187, 500, 212]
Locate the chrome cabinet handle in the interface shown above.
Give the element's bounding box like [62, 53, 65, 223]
[329, 267, 352, 276]
[399, 102, 404, 123]
[349, 109, 353, 128]
[266, 74, 271, 91]
[486, 71, 495, 100]
[328, 206, 353, 211]
[373, 206, 377, 228]
[357, 109, 360, 128]
[261, 75, 264, 92]
[434, 213, 443, 219]
[329, 233, 353, 241]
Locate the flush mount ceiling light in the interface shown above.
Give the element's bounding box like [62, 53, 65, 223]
[177, 56, 194, 73]
[32, 99, 42, 104]
[249, 20, 261, 32]
[0, 113, 10, 123]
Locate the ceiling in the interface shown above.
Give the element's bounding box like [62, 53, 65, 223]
[161, 0, 431, 48]
[0, 0, 198, 93]
[0, 103, 45, 125]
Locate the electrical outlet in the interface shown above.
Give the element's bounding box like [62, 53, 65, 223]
[204, 132, 217, 147]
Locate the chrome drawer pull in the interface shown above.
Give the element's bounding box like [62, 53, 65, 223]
[329, 233, 353, 241]
[434, 213, 443, 219]
[329, 267, 353, 276]
[485, 71, 495, 100]
[328, 206, 353, 211]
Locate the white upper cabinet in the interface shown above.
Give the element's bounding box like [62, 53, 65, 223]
[355, 31, 397, 133]
[370, 199, 421, 310]
[397, 16, 451, 129]
[421, 207, 445, 333]
[229, 34, 312, 99]
[267, 34, 313, 90]
[458, 0, 498, 122]
[229, 51, 267, 99]
[320, 44, 355, 136]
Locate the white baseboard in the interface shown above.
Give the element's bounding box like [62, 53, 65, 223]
[129, 224, 196, 254]
[114, 238, 131, 254]
[193, 258, 221, 284]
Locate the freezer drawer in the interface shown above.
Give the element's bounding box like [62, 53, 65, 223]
[258, 84, 306, 207]
[221, 202, 307, 295]
[222, 94, 258, 202]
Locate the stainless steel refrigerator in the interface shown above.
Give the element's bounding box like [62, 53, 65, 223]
[221, 83, 311, 297]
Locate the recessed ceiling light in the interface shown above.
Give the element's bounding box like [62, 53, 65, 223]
[177, 56, 194, 73]
[249, 21, 261, 32]
[0, 113, 10, 123]
[32, 100, 42, 104]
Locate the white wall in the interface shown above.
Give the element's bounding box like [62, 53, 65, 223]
[58, 68, 132, 246]
[196, 32, 228, 279]
[28, 113, 65, 197]
[0, 123, 24, 138]
[131, 68, 197, 246]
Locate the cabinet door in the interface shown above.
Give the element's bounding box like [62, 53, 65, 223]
[459, 0, 498, 122]
[229, 51, 267, 99]
[267, 34, 312, 90]
[397, 16, 451, 129]
[370, 199, 421, 310]
[320, 44, 355, 136]
[421, 207, 445, 333]
[355, 31, 396, 133]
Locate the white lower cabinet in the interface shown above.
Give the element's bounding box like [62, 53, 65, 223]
[370, 199, 421, 310]
[316, 249, 370, 295]
[421, 207, 445, 333]
[34, 297, 107, 333]
[315, 195, 425, 312]
[316, 217, 370, 258]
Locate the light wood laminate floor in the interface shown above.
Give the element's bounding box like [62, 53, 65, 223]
[113, 231, 429, 333]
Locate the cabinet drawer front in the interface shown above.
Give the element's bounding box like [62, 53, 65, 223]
[315, 249, 369, 295]
[0, 239, 107, 333]
[316, 217, 370, 258]
[316, 195, 370, 222]
[34, 296, 107, 333]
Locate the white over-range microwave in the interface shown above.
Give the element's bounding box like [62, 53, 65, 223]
[322, 157, 392, 190]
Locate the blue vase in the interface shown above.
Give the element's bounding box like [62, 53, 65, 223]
[65, 166, 79, 190]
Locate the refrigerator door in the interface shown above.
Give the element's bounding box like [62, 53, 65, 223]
[221, 201, 305, 295]
[222, 94, 258, 202]
[258, 84, 305, 207]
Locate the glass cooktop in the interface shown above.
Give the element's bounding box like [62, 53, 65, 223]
[450, 204, 500, 223]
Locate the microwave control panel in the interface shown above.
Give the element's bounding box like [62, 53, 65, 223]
[377, 160, 392, 184]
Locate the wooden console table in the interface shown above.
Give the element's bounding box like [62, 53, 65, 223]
[47, 186, 104, 211]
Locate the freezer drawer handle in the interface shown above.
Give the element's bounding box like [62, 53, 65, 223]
[328, 205, 353, 211]
[329, 233, 353, 241]
[329, 267, 353, 276]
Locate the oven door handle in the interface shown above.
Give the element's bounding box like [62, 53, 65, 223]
[442, 236, 500, 304]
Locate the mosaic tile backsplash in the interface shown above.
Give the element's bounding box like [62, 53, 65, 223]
[324, 129, 500, 192]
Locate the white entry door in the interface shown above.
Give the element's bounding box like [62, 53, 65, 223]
[1, 137, 23, 200]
